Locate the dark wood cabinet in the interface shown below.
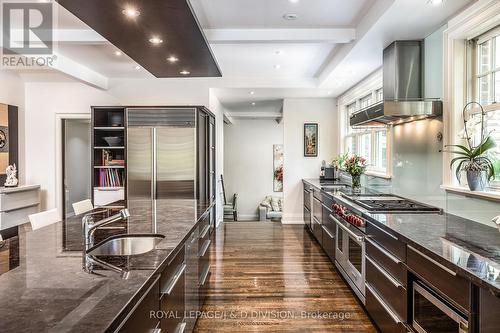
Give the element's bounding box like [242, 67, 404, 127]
[407, 245, 470, 313]
[118, 277, 160, 333]
[366, 222, 406, 262]
[478, 288, 500, 333]
[366, 237, 407, 286]
[366, 285, 407, 333]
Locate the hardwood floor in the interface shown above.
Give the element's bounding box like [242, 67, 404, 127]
[193, 222, 377, 332]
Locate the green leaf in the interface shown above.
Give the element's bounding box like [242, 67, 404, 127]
[445, 144, 472, 154]
[449, 156, 468, 169]
[472, 136, 496, 157]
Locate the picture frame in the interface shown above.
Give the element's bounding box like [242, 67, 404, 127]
[304, 123, 318, 157]
[273, 144, 283, 192]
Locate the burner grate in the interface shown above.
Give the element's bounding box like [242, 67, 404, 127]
[356, 199, 439, 212]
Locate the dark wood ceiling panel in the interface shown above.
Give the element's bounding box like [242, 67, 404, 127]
[57, 0, 221, 78]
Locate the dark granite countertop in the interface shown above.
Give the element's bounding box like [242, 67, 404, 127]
[302, 178, 500, 297]
[0, 199, 210, 333]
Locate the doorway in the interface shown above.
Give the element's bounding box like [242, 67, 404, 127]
[62, 119, 91, 218]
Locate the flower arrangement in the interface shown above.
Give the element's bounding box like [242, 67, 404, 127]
[344, 155, 367, 193]
[332, 152, 349, 170]
[344, 155, 367, 176]
[444, 102, 496, 191]
[274, 165, 283, 182]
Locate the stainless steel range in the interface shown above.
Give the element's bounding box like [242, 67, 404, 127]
[329, 191, 441, 304]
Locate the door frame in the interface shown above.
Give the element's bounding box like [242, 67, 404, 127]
[55, 113, 91, 221]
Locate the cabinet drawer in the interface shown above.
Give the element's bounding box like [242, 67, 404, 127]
[366, 237, 407, 286]
[366, 284, 407, 333]
[199, 265, 211, 305]
[160, 267, 185, 333]
[313, 189, 322, 201]
[94, 188, 124, 206]
[321, 224, 335, 261]
[322, 194, 333, 210]
[0, 189, 40, 212]
[312, 218, 322, 244]
[366, 256, 407, 321]
[407, 245, 469, 312]
[118, 277, 160, 333]
[0, 204, 39, 230]
[198, 223, 210, 250]
[366, 222, 406, 262]
[303, 206, 311, 229]
[312, 197, 322, 222]
[303, 190, 311, 209]
[160, 248, 185, 293]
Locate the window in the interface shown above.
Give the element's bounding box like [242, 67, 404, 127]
[469, 27, 500, 187]
[340, 81, 390, 177]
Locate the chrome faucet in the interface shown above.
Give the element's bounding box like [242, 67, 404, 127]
[82, 208, 130, 275]
[82, 208, 130, 252]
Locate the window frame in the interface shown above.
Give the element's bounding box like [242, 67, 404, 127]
[469, 27, 500, 189]
[340, 85, 391, 178]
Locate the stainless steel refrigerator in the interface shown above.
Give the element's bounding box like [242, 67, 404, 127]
[126, 108, 198, 230]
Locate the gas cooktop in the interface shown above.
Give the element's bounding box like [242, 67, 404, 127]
[342, 194, 441, 213]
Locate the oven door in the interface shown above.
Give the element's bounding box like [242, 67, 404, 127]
[331, 213, 365, 300]
[413, 281, 468, 333]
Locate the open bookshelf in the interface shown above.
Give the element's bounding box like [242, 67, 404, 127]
[91, 107, 126, 207]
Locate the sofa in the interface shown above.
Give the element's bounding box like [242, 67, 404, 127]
[259, 196, 282, 221]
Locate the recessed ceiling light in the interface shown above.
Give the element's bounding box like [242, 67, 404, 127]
[251, 102, 256, 106]
[289, 0, 300, 3]
[122, 8, 140, 18]
[114, 51, 122, 56]
[180, 70, 190, 75]
[274, 64, 281, 70]
[427, 0, 444, 5]
[275, 50, 284, 55]
[149, 37, 163, 45]
[327, 91, 332, 95]
[167, 56, 179, 63]
[250, 91, 255, 95]
[283, 13, 298, 20]
[134, 65, 141, 70]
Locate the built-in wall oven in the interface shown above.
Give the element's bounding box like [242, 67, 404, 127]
[330, 202, 366, 303]
[412, 281, 468, 333]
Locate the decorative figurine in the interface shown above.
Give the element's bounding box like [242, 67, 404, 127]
[4, 164, 18, 187]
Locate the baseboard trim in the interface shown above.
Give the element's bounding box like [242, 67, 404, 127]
[281, 219, 305, 225]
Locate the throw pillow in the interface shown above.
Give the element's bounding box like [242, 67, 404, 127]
[260, 196, 272, 209]
[271, 196, 281, 212]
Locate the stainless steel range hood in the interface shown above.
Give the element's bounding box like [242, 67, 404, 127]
[350, 41, 442, 127]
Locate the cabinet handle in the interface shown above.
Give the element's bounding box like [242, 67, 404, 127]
[408, 245, 456, 276]
[176, 323, 186, 333]
[369, 222, 399, 241]
[199, 239, 211, 257]
[162, 264, 186, 295]
[321, 225, 334, 239]
[200, 225, 210, 239]
[366, 256, 404, 289]
[365, 237, 401, 264]
[366, 283, 402, 324]
[200, 265, 211, 286]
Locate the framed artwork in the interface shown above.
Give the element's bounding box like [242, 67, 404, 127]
[304, 123, 318, 157]
[273, 144, 284, 192]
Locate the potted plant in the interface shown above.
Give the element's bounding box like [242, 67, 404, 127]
[344, 155, 367, 194]
[446, 102, 496, 191]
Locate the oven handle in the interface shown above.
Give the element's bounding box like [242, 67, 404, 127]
[366, 283, 402, 325]
[330, 214, 364, 243]
[413, 281, 468, 331]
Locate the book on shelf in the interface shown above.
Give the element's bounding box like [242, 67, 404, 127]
[101, 149, 125, 166]
[98, 168, 123, 187]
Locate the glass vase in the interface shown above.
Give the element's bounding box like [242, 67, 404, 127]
[351, 174, 361, 194]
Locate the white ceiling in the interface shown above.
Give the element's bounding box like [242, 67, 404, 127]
[9, 0, 477, 110]
[190, 0, 374, 28]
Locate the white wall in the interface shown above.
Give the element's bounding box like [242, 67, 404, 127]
[282, 98, 338, 224]
[24, 79, 214, 214]
[0, 71, 26, 184]
[208, 90, 225, 227]
[224, 119, 284, 220]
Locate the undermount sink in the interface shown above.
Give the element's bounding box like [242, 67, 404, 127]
[87, 234, 165, 256]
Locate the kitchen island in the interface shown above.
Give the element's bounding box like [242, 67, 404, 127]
[0, 199, 213, 333]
